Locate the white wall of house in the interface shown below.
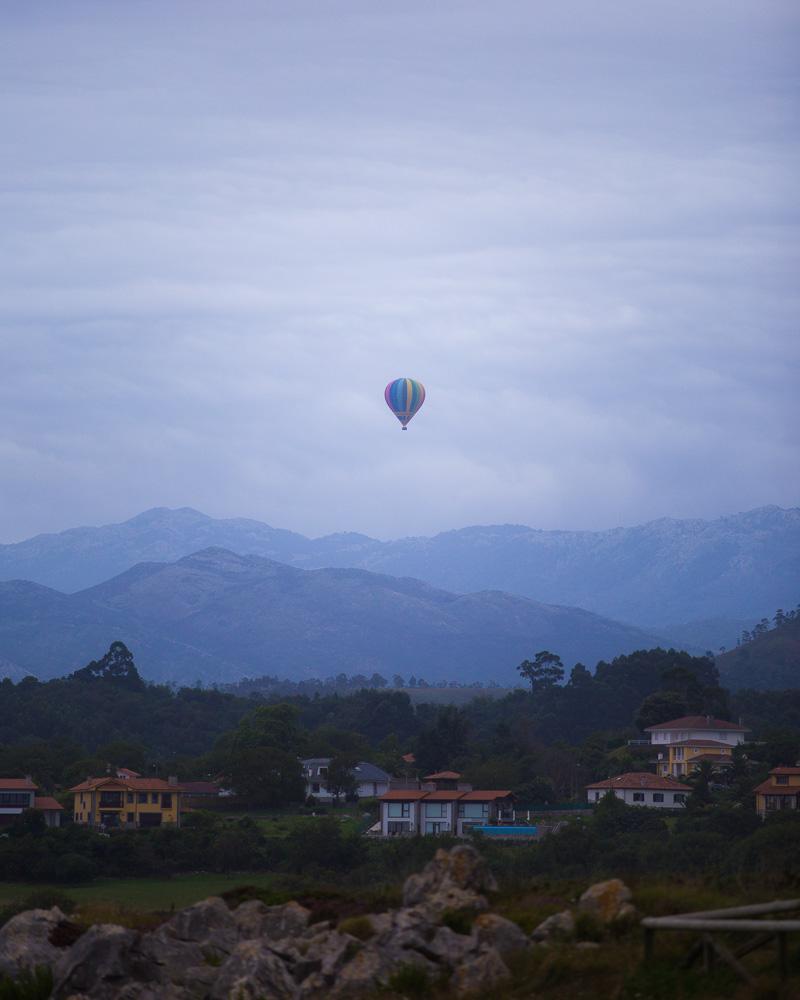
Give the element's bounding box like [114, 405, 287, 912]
[380, 800, 419, 836]
[651, 729, 744, 746]
[587, 788, 687, 808]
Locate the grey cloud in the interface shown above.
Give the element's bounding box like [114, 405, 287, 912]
[0, 1, 797, 543]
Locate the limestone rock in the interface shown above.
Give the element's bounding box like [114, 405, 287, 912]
[450, 946, 510, 995]
[578, 879, 632, 923]
[472, 912, 528, 955]
[530, 909, 575, 942]
[233, 900, 310, 942]
[52, 924, 158, 1000]
[402, 845, 497, 916]
[422, 925, 477, 964]
[0, 906, 69, 978]
[210, 939, 297, 999]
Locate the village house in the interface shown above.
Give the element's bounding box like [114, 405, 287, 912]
[302, 758, 391, 801]
[375, 770, 514, 836]
[585, 772, 691, 808]
[0, 777, 63, 828]
[70, 774, 181, 829]
[753, 767, 800, 819]
[646, 715, 748, 779]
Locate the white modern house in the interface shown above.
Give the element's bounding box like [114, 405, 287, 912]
[645, 715, 748, 746]
[585, 772, 691, 809]
[0, 777, 63, 827]
[302, 758, 391, 801]
[376, 771, 515, 836]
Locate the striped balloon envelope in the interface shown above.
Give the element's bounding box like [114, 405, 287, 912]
[384, 378, 426, 430]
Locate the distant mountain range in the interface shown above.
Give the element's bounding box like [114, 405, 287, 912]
[1, 506, 797, 641]
[0, 548, 666, 685]
[716, 616, 800, 691]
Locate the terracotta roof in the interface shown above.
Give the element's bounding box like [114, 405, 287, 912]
[586, 772, 692, 791]
[459, 790, 514, 801]
[34, 796, 63, 811]
[401, 753, 416, 764]
[422, 791, 467, 801]
[770, 767, 800, 775]
[645, 716, 748, 732]
[116, 768, 142, 778]
[422, 771, 462, 780]
[670, 739, 733, 748]
[690, 754, 734, 764]
[69, 776, 176, 792]
[0, 778, 38, 790]
[753, 780, 799, 795]
[379, 790, 429, 801]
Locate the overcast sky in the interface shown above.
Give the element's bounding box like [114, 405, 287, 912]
[1, 1, 798, 543]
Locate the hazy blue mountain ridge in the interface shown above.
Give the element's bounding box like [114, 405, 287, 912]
[0, 548, 666, 686]
[0, 506, 797, 636]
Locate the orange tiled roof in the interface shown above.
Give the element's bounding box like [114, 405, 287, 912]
[0, 778, 38, 790]
[670, 739, 733, 748]
[422, 771, 462, 780]
[422, 791, 467, 801]
[69, 776, 175, 793]
[753, 779, 799, 795]
[34, 796, 63, 811]
[645, 716, 747, 732]
[586, 772, 691, 791]
[459, 790, 514, 801]
[770, 767, 800, 775]
[379, 790, 429, 801]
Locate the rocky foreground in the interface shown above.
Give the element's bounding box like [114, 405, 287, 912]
[0, 846, 635, 998]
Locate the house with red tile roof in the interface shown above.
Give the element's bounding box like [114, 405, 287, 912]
[586, 772, 691, 809]
[0, 777, 63, 827]
[70, 775, 181, 829]
[645, 715, 748, 746]
[753, 767, 800, 819]
[377, 773, 515, 836]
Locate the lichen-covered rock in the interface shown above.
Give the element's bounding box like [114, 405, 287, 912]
[325, 946, 385, 997]
[210, 939, 297, 999]
[578, 879, 632, 923]
[422, 925, 477, 964]
[450, 946, 510, 995]
[0, 906, 69, 978]
[52, 924, 158, 999]
[157, 897, 238, 951]
[472, 912, 528, 955]
[530, 909, 575, 942]
[402, 845, 497, 916]
[233, 900, 311, 942]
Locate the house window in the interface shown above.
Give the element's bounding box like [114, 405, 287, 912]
[311, 783, 320, 793]
[776, 775, 788, 785]
[673, 793, 687, 804]
[387, 821, 407, 835]
[138, 792, 147, 803]
[632, 792, 645, 802]
[674, 748, 684, 760]
[652, 793, 664, 803]
[127, 812, 134, 823]
[127, 793, 134, 803]
[161, 793, 172, 809]
[458, 802, 488, 819]
[151, 793, 158, 804]
[424, 802, 447, 818]
[387, 802, 410, 818]
[319, 767, 328, 778]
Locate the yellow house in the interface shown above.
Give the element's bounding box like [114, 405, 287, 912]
[753, 767, 800, 819]
[654, 739, 735, 778]
[70, 775, 181, 829]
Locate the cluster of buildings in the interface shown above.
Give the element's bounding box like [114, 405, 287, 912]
[1, 714, 797, 834]
[585, 714, 800, 820]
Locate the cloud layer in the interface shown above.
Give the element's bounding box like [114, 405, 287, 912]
[1, 0, 798, 541]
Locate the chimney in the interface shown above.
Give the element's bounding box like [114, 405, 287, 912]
[168, 775, 178, 786]
[24, 774, 33, 784]
[706, 715, 711, 724]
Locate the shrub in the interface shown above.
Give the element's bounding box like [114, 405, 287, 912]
[440, 908, 474, 935]
[386, 964, 430, 997]
[337, 915, 375, 941]
[0, 967, 53, 1000]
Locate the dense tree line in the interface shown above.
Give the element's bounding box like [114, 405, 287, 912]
[0, 643, 798, 809]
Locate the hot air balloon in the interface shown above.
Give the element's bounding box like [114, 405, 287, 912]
[385, 378, 426, 430]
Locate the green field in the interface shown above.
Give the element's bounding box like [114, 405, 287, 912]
[0, 873, 277, 912]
